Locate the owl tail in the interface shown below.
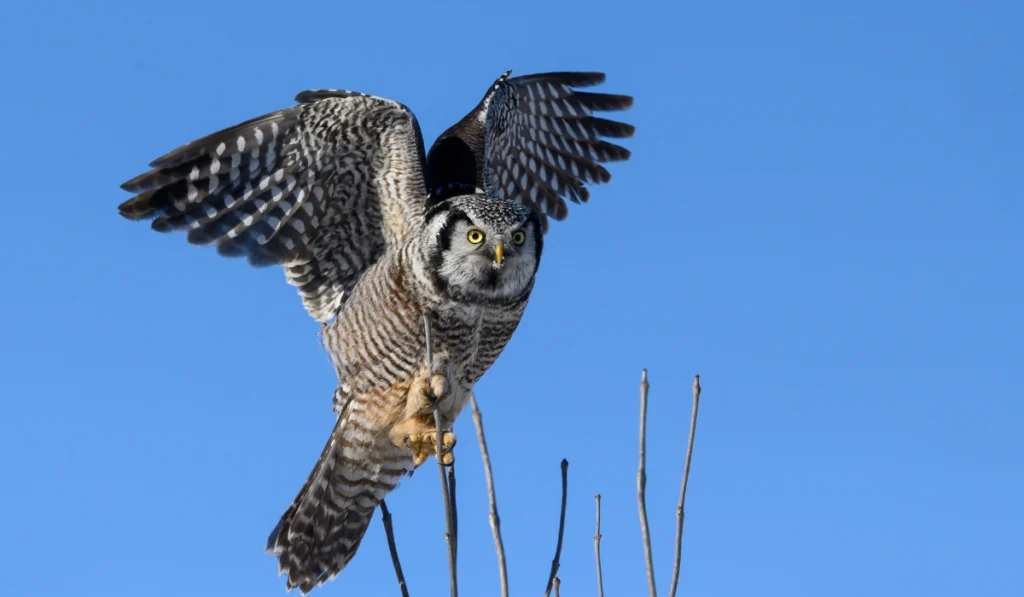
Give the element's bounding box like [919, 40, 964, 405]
[266, 410, 408, 594]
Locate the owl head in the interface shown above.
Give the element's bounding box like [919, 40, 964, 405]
[419, 194, 543, 304]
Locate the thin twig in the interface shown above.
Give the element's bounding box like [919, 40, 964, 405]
[448, 466, 458, 565]
[423, 313, 458, 597]
[379, 500, 410, 597]
[668, 374, 702, 597]
[543, 459, 569, 597]
[595, 494, 605, 597]
[553, 577, 561, 597]
[638, 369, 657, 597]
[470, 396, 509, 597]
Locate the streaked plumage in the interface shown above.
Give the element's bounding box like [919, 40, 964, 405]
[117, 70, 633, 593]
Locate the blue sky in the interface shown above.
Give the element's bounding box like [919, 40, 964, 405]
[2, 1, 1021, 595]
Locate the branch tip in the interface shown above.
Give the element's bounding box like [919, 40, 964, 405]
[543, 459, 570, 597]
[668, 373, 703, 597]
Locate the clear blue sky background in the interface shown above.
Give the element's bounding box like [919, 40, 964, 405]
[2, 1, 1021, 595]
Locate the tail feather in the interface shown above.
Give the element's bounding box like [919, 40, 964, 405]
[267, 410, 410, 593]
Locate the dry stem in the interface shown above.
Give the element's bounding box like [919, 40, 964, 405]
[553, 577, 562, 597]
[470, 395, 509, 597]
[543, 459, 569, 597]
[448, 466, 458, 565]
[379, 500, 410, 597]
[595, 494, 605, 597]
[637, 369, 657, 597]
[668, 374, 702, 597]
[423, 313, 458, 597]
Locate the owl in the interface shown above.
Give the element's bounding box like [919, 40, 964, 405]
[117, 70, 633, 593]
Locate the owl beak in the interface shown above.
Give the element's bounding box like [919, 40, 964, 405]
[493, 242, 504, 267]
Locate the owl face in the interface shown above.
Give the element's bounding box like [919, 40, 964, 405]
[421, 195, 543, 304]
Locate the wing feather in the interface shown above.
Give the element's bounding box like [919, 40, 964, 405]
[118, 90, 428, 322]
[425, 70, 634, 229]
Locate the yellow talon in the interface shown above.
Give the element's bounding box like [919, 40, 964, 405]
[404, 431, 457, 466]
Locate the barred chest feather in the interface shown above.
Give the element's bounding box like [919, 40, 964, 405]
[321, 247, 523, 414]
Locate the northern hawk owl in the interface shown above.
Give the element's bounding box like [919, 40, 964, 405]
[117, 70, 634, 593]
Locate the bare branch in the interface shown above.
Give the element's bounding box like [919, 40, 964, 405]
[668, 374, 702, 597]
[379, 500, 411, 597]
[423, 313, 458, 597]
[448, 466, 458, 565]
[595, 494, 605, 597]
[637, 369, 657, 597]
[470, 396, 510, 597]
[553, 577, 562, 597]
[543, 459, 570, 597]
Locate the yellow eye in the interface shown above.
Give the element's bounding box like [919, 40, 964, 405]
[511, 230, 526, 245]
[467, 229, 485, 244]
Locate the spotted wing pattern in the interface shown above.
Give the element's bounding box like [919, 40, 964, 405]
[118, 91, 428, 322]
[426, 71, 634, 230]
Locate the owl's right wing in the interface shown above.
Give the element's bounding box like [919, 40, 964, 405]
[118, 90, 428, 323]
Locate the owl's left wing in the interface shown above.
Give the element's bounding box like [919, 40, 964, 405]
[118, 90, 428, 322]
[425, 70, 634, 230]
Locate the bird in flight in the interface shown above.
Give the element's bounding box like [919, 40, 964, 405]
[118, 69, 634, 593]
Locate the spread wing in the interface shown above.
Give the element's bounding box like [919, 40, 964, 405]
[425, 71, 634, 230]
[118, 90, 428, 322]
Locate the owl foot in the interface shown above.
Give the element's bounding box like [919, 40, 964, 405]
[406, 370, 449, 417]
[420, 372, 448, 404]
[403, 431, 457, 467]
